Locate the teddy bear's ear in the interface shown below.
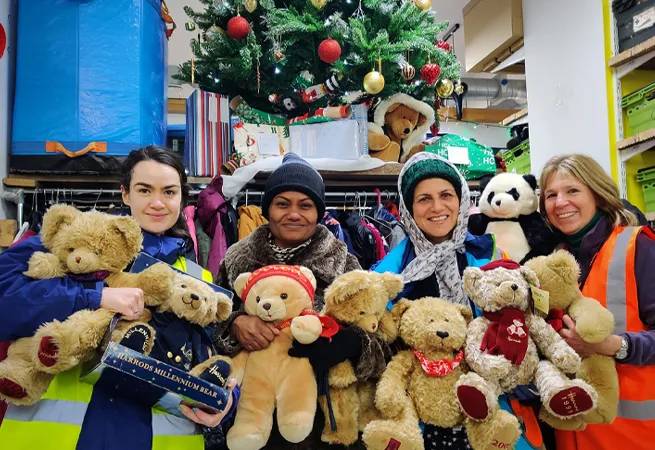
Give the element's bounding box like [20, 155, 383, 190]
[379, 272, 404, 299]
[377, 309, 400, 342]
[455, 304, 473, 324]
[543, 250, 580, 284]
[215, 293, 233, 322]
[233, 272, 251, 299]
[520, 266, 541, 288]
[462, 267, 483, 298]
[41, 204, 81, 248]
[109, 216, 143, 252]
[390, 298, 412, 322]
[325, 270, 370, 305]
[417, 113, 428, 127]
[386, 103, 402, 114]
[298, 266, 317, 289]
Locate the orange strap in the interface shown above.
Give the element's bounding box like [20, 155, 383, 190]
[160, 0, 176, 39]
[45, 141, 107, 158]
[510, 398, 544, 448]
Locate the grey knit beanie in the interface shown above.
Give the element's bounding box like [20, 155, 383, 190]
[262, 153, 326, 222]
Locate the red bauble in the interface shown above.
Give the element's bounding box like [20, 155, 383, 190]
[318, 39, 342, 64]
[227, 16, 250, 40]
[436, 41, 451, 52]
[420, 63, 441, 85]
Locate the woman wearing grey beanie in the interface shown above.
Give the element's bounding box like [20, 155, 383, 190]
[212, 153, 389, 449]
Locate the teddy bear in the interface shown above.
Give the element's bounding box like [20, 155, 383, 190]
[455, 259, 598, 430]
[362, 297, 522, 450]
[524, 250, 619, 430]
[226, 264, 329, 450]
[367, 93, 435, 163]
[468, 173, 555, 264]
[316, 270, 404, 445]
[0, 205, 174, 405]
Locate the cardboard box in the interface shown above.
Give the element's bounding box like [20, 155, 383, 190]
[463, 0, 523, 73]
[80, 341, 231, 418]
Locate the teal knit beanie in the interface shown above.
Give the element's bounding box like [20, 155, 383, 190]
[401, 158, 463, 212]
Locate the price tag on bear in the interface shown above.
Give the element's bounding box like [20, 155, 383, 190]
[530, 285, 550, 315]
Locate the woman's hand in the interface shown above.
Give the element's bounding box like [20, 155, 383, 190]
[231, 315, 280, 351]
[559, 315, 622, 358]
[179, 379, 238, 427]
[100, 287, 145, 321]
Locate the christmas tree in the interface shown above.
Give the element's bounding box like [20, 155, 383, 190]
[174, 0, 462, 119]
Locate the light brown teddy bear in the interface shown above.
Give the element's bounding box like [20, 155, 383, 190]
[368, 93, 435, 163]
[525, 250, 619, 430]
[363, 297, 522, 450]
[456, 260, 598, 429]
[0, 205, 174, 405]
[226, 264, 326, 450]
[317, 270, 404, 445]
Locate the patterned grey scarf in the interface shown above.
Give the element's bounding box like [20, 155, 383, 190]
[399, 153, 470, 305]
[268, 232, 313, 263]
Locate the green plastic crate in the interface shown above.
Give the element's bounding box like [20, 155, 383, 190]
[423, 134, 496, 180]
[636, 165, 655, 183]
[641, 180, 655, 213]
[622, 82, 655, 135]
[502, 139, 531, 174]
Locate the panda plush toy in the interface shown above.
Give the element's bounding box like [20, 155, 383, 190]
[469, 172, 555, 264]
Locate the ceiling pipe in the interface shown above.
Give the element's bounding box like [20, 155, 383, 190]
[460, 78, 527, 103]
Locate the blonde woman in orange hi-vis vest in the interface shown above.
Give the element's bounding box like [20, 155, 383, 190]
[538, 154, 655, 450]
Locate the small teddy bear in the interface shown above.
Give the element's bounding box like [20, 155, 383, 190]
[456, 260, 597, 428]
[363, 297, 522, 450]
[367, 93, 435, 163]
[0, 205, 173, 405]
[317, 270, 404, 445]
[226, 265, 328, 450]
[524, 250, 618, 430]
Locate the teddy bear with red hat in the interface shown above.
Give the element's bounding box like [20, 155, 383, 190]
[455, 259, 599, 429]
[225, 264, 339, 450]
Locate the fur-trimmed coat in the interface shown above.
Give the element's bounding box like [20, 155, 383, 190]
[212, 224, 386, 449]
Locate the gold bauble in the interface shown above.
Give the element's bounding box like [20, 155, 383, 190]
[311, 0, 327, 9]
[436, 78, 454, 98]
[363, 71, 385, 94]
[245, 0, 258, 12]
[414, 0, 431, 10]
[454, 81, 464, 95]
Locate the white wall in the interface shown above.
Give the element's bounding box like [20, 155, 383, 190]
[522, 0, 611, 176]
[438, 121, 510, 148]
[0, 1, 17, 220]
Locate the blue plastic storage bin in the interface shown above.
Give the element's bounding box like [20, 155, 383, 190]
[10, 0, 168, 174]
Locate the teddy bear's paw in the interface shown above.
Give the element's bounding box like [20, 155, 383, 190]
[140, 263, 174, 305]
[226, 430, 267, 450]
[278, 412, 315, 443]
[457, 384, 492, 421]
[24, 252, 65, 279]
[468, 410, 521, 450]
[36, 336, 60, 368]
[362, 420, 423, 450]
[540, 408, 587, 431]
[546, 383, 596, 419]
[0, 377, 27, 400]
[119, 323, 155, 354]
[290, 315, 323, 345]
[197, 358, 231, 388]
[550, 341, 582, 374]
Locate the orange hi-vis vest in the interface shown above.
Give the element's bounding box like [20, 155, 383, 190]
[556, 225, 655, 450]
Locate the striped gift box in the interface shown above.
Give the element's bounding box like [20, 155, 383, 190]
[184, 90, 231, 177]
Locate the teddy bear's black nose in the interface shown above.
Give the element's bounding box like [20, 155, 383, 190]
[190, 293, 199, 301]
[263, 303, 272, 310]
[495, 200, 502, 206]
[511, 284, 518, 291]
[436, 331, 449, 338]
[403, 128, 410, 134]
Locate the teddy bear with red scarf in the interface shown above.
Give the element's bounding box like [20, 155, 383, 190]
[225, 265, 339, 450]
[455, 260, 599, 429]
